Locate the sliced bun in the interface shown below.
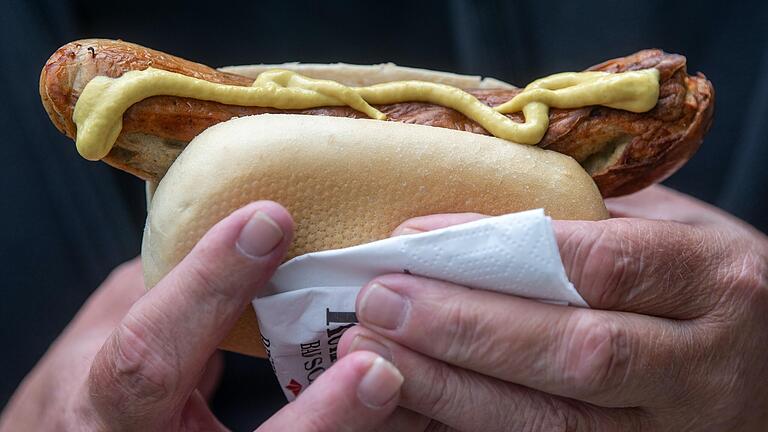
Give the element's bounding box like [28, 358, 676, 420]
[142, 114, 607, 357]
[220, 62, 514, 89]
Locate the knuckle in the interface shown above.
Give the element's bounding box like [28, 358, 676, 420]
[184, 255, 224, 294]
[561, 312, 630, 401]
[433, 292, 507, 370]
[554, 408, 590, 432]
[297, 408, 339, 432]
[558, 408, 592, 432]
[517, 391, 635, 432]
[575, 221, 641, 309]
[705, 234, 768, 320]
[553, 402, 645, 432]
[605, 221, 660, 306]
[576, 220, 707, 311]
[178, 254, 245, 307]
[530, 398, 647, 432]
[521, 397, 584, 432]
[411, 363, 463, 420]
[438, 298, 482, 363]
[423, 420, 456, 432]
[89, 312, 179, 409]
[727, 246, 768, 304]
[524, 394, 648, 432]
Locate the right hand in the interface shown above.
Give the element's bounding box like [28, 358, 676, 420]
[0, 201, 403, 432]
[342, 186, 768, 431]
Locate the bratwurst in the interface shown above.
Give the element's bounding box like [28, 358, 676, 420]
[39, 39, 713, 197]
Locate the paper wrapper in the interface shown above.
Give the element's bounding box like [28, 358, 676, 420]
[253, 209, 586, 400]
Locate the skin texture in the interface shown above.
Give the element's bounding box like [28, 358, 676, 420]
[39, 39, 714, 197]
[0, 201, 403, 432]
[338, 185, 768, 431]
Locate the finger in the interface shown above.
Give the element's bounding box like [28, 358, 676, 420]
[339, 326, 648, 432]
[373, 409, 456, 432]
[197, 351, 224, 402]
[372, 409, 457, 432]
[50, 258, 146, 366]
[554, 217, 724, 318]
[605, 185, 735, 226]
[179, 390, 228, 432]
[398, 208, 723, 318]
[394, 202, 721, 317]
[354, 274, 697, 408]
[67, 258, 145, 336]
[88, 201, 293, 427]
[423, 421, 458, 432]
[607, 185, 763, 237]
[373, 408, 431, 432]
[257, 351, 402, 432]
[391, 213, 487, 236]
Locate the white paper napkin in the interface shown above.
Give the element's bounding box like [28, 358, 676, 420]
[253, 208, 586, 400]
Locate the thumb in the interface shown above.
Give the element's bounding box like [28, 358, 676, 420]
[256, 351, 403, 432]
[88, 201, 293, 428]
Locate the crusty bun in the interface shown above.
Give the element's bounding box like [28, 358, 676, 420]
[142, 114, 608, 357]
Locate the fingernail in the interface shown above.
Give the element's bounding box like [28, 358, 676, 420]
[350, 335, 392, 362]
[358, 283, 407, 330]
[236, 211, 284, 258]
[394, 226, 423, 236]
[358, 357, 403, 408]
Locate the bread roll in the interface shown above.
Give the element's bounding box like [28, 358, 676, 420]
[219, 62, 514, 89]
[142, 114, 608, 357]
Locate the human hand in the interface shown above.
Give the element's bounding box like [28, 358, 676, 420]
[340, 186, 768, 431]
[1, 201, 403, 432]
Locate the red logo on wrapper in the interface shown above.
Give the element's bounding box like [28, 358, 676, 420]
[286, 379, 303, 397]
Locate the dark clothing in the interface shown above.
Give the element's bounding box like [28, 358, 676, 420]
[2, 0, 766, 429]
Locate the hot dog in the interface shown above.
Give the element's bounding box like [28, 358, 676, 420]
[40, 39, 713, 197]
[143, 114, 613, 356]
[39, 39, 714, 357]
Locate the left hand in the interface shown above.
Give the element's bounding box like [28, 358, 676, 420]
[1, 202, 403, 432]
[339, 186, 768, 431]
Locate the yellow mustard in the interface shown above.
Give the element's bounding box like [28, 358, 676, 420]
[73, 67, 660, 160]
